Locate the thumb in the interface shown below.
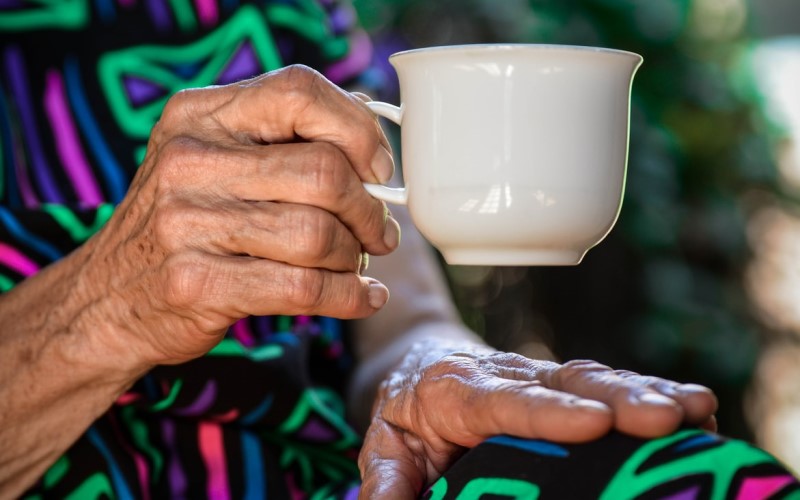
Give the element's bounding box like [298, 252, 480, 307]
[358, 423, 425, 499]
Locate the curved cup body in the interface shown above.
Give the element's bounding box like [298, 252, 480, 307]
[376, 44, 642, 266]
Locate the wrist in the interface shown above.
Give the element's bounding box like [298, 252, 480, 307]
[348, 322, 489, 431]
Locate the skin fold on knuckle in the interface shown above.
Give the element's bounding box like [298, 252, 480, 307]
[273, 64, 326, 119]
[161, 252, 218, 315]
[286, 206, 336, 266]
[280, 265, 326, 314]
[151, 199, 195, 254]
[551, 359, 612, 389]
[159, 87, 225, 136]
[304, 143, 356, 211]
[153, 135, 215, 191]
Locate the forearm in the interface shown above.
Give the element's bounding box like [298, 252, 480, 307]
[0, 244, 149, 497]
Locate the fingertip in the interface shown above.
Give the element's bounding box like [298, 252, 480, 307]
[616, 393, 684, 438]
[675, 384, 719, 423]
[543, 406, 613, 443]
[371, 146, 395, 184]
[351, 91, 373, 103]
[700, 415, 718, 433]
[383, 215, 401, 251]
[367, 279, 389, 310]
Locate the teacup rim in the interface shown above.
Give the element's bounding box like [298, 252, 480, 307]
[389, 43, 643, 63]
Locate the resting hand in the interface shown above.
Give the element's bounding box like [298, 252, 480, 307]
[358, 340, 717, 499]
[75, 65, 399, 367]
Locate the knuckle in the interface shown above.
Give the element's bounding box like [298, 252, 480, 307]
[291, 207, 338, 263]
[162, 252, 212, 310]
[155, 136, 203, 185]
[282, 266, 325, 312]
[553, 359, 610, 386]
[151, 202, 184, 251]
[306, 143, 350, 203]
[160, 89, 189, 125]
[275, 64, 324, 111]
[159, 88, 201, 131]
[151, 199, 206, 253]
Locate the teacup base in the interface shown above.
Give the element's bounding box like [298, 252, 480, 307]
[441, 248, 586, 266]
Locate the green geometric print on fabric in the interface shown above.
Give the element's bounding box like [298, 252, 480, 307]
[168, 0, 198, 33]
[43, 456, 70, 489]
[264, 3, 349, 61]
[64, 472, 114, 500]
[97, 4, 283, 139]
[459, 478, 541, 499]
[427, 477, 541, 500]
[40, 204, 114, 243]
[0, 0, 89, 31]
[600, 429, 785, 500]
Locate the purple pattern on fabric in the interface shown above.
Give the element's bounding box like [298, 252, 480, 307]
[325, 31, 371, 84]
[329, 6, 354, 34]
[215, 42, 259, 85]
[145, 0, 171, 30]
[172, 380, 217, 416]
[5, 47, 64, 203]
[12, 128, 39, 206]
[344, 486, 359, 500]
[661, 485, 701, 500]
[297, 416, 339, 442]
[123, 75, 168, 107]
[162, 418, 188, 497]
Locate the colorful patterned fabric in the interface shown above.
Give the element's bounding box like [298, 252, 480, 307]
[427, 430, 800, 499]
[1, 0, 370, 497]
[2, 0, 799, 498]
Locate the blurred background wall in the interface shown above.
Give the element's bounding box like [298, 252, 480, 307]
[349, 0, 800, 472]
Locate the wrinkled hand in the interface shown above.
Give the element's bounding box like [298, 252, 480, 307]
[76, 65, 399, 367]
[358, 341, 717, 499]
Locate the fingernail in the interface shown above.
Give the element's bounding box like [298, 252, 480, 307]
[677, 383, 711, 395]
[359, 252, 369, 274]
[383, 216, 401, 249]
[573, 399, 610, 412]
[637, 393, 677, 406]
[368, 281, 389, 309]
[371, 147, 394, 184]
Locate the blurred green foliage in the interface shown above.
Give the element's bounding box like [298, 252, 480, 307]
[354, 0, 780, 440]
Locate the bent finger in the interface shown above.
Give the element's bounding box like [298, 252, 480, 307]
[157, 199, 364, 272]
[613, 373, 718, 426]
[397, 370, 614, 448]
[215, 65, 394, 184]
[185, 140, 399, 256]
[546, 360, 688, 438]
[358, 422, 425, 500]
[162, 252, 389, 321]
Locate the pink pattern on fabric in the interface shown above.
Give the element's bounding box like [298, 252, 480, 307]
[0, 242, 39, 276]
[735, 475, 796, 500]
[199, 422, 231, 500]
[325, 31, 372, 83]
[108, 412, 151, 500]
[43, 70, 103, 205]
[194, 0, 218, 27]
[231, 319, 256, 347]
[116, 392, 142, 405]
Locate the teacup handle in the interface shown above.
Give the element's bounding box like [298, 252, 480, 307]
[362, 101, 408, 205]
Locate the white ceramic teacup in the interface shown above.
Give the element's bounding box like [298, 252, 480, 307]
[364, 44, 643, 266]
